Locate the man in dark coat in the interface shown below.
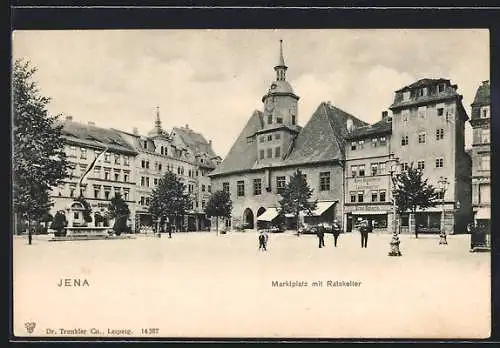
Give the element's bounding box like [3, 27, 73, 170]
[332, 219, 342, 247]
[317, 224, 326, 248]
[258, 230, 269, 251]
[360, 219, 369, 248]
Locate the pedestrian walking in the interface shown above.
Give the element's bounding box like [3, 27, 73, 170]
[317, 224, 325, 248]
[360, 219, 369, 248]
[258, 230, 269, 251]
[332, 219, 342, 247]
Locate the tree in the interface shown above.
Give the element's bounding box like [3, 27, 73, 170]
[205, 190, 232, 235]
[13, 59, 69, 243]
[107, 194, 130, 235]
[278, 169, 317, 233]
[149, 171, 191, 233]
[393, 163, 440, 238]
[50, 211, 67, 237]
[75, 196, 93, 223]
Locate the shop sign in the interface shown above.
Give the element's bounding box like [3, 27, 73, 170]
[349, 176, 385, 190]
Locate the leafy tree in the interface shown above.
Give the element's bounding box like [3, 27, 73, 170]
[13, 59, 69, 243]
[149, 171, 190, 233]
[393, 163, 440, 238]
[107, 194, 130, 235]
[75, 196, 93, 223]
[50, 211, 67, 237]
[205, 190, 232, 235]
[278, 169, 317, 233]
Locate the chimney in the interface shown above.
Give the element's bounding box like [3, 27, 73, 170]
[65, 115, 73, 121]
[209, 140, 212, 146]
[88, 121, 95, 126]
[132, 127, 138, 135]
[482, 80, 489, 85]
[185, 124, 189, 129]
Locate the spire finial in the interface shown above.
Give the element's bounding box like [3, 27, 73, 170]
[155, 105, 162, 130]
[279, 39, 285, 66]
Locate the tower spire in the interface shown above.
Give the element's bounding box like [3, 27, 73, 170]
[274, 39, 288, 81]
[155, 106, 162, 131]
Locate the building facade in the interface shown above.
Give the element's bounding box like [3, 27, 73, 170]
[343, 112, 393, 233]
[50, 117, 138, 227]
[116, 108, 220, 232]
[470, 80, 490, 224]
[389, 78, 472, 235]
[209, 41, 367, 230]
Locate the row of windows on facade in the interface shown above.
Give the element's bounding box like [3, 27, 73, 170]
[222, 172, 331, 197]
[400, 128, 453, 146]
[348, 189, 445, 204]
[397, 104, 456, 124]
[142, 141, 188, 159]
[66, 165, 131, 182]
[62, 184, 130, 201]
[400, 84, 449, 101]
[259, 132, 281, 143]
[138, 196, 206, 210]
[68, 147, 130, 166]
[140, 159, 201, 177]
[267, 114, 296, 126]
[139, 174, 212, 193]
[351, 136, 387, 151]
[350, 158, 446, 177]
[260, 147, 281, 160]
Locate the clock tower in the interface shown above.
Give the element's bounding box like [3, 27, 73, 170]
[257, 40, 300, 164]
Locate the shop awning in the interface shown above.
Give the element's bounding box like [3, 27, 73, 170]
[352, 211, 387, 215]
[475, 207, 490, 220]
[257, 208, 280, 222]
[284, 201, 336, 218]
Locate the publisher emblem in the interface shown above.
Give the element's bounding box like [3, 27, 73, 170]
[24, 322, 36, 334]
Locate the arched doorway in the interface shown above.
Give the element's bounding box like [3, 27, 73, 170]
[243, 208, 254, 229]
[256, 207, 266, 230]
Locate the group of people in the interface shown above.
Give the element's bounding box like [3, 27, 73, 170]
[258, 218, 374, 251]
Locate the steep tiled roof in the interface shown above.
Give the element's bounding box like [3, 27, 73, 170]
[346, 119, 392, 140]
[283, 103, 367, 165]
[172, 126, 220, 169]
[61, 121, 137, 155]
[211, 103, 367, 176]
[472, 80, 490, 106]
[395, 78, 455, 92]
[209, 110, 263, 176]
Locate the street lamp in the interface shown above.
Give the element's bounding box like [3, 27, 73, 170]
[387, 154, 402, 257]
[438, 176, 449, 245]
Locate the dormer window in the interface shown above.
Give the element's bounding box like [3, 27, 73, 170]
[480, 106, 490, 119]
[438, 84, 446, 93]
[291, 115, 296, 125]
[143, 140, 147, 149]
[402, 91, 411, 101]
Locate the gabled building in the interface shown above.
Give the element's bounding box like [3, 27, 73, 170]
[50, 117, 138, 227]
[209, 41, 366, 230]
[470, 80, 490, 225]
[389, 78, 472, 235]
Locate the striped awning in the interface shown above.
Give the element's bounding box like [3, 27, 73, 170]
[257, 208, 280, 222]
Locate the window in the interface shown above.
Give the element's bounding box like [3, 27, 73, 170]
[114, 187, 121, 198]
[401, 135, 409, 146]
[69, 146, 77, 157]
[141, 160, 146, 168]
[438, 191, 445, 200]
[145, 197, 150, 206]
[371, 190, 378, 202]
[237, 181, 245, 197]
[350, 192, 356, 203]
[80, 148, 87, 159]
[438, 84, 445, 93]
[104, 171, 110, 180]
[371, 163, 378, 176]
[418, 132, 426, 144]
[379, 162, 386, 175]
[358, 165, 365, 177]
[114, 173, 119, 181]
[372, 138, 378, 147]
[94, 187, 100, 199]
[104, 153, 110, 163]
[357, 191, 364, 203]
[223, 182, 229, 192]
[351, 142, 356, 151]
[319, 172, 330, 191]
[417, 160, 425, 170]
[402, 91, 410, 100]
[114, 154, 120, 165]
[275, 147, 281, 158]
[277, 117, 283, 124]
[143, 140, 147, 149]
[479, 184, 491, 203]
[267, 135, 272, 141]
[140, 196, 145, 205]
[437, 108, 444, 116]
[481, 129, 490, 144]
[260, 136, 265, 143]
[480, 106, 490, 119]
[159, 164, 162, 171]
[104, 190, 110, 200]
[380, 136, 387, 145]
[276, 176, 286, 194]
[379, 190, 386, 202]
[436, 128, 444, 140]
[268, 114, 272, 124]
[146, 161, 150, 169]
[275, 133, 281, 140]
[358, 140, 364, 149]
[124, 156, 129, 166]
[141, 176, 145, 186]
[401, 162, 409, 171]
[94, 166, 101, 177]
[146, 177, 150, 187]
[202, 200, 206, 209]
[253, 179, 262, 195]
[351, 165, 358, 178]
[481, 154, 490, 171]
[154, 178, 158, 186]
[292, 115, 296, 125]
[69, 185, 76, 198]
[260, 150, 265, 160]
[208, 185, 211, 193]
[435, 158, 444, 168]
[401, 109, 409, 123]
[267, 148, 272, 158]
[202, 184, 206, 192]
[418, 106, 426, 119]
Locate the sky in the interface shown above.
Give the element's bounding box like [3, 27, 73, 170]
[12, 29, 489, 158]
